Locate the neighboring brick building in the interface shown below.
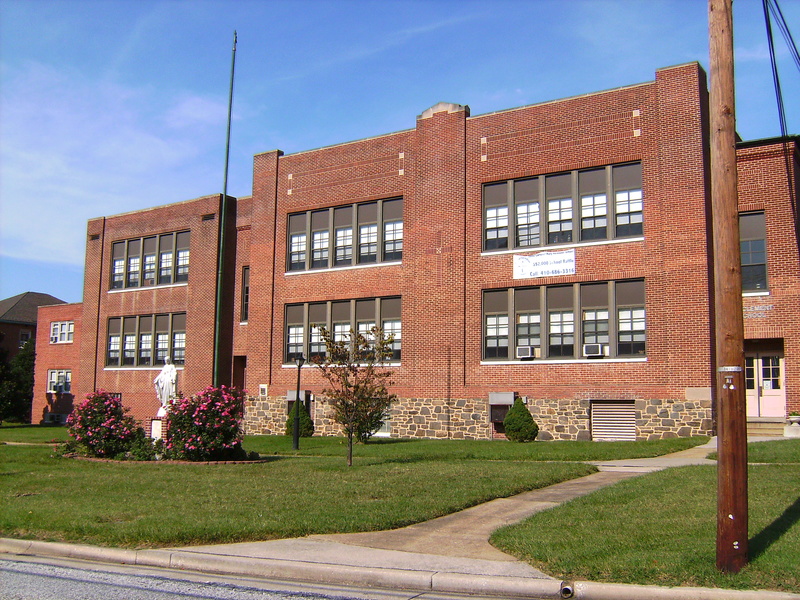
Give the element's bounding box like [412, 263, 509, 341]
[32, 62, 800, 440]
[0, 292, 64, 361]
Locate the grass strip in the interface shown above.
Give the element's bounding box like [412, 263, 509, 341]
[242, 433, 709, 462]
[0, 444, 595, 548]
[492, 462, 800, 593]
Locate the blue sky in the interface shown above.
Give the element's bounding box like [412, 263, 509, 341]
[1, 0, 798, 304]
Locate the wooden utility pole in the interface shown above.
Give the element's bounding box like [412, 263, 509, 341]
[709, 0, 748, 573]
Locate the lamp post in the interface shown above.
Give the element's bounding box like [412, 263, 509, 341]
[292, 354, 305, 451]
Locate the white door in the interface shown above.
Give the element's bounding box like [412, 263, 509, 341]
[745, 353, 785, 418]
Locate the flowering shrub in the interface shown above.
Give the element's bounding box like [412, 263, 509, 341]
[164, 386, 248, 461]
[66, 390, 141, 458]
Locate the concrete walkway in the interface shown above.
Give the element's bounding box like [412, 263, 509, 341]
[2, 437, 798, 600]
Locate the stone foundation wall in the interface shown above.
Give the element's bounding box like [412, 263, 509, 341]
[243, 395, 714, 441]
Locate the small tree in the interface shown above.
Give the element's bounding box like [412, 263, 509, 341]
[313, 326, 396, 466]
[503, 397, 539, 442]
[285, 400, 315, 437]
[0, 340, 36, 424]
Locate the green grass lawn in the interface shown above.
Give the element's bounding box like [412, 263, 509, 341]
[0, 442, 595, 548]
[242, 432, 708, 461]
[0, 423, 69, 444]
[492, 439, 800, 594]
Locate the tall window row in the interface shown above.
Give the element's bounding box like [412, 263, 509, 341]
[483, 280, 645, 360]
[111, 231, 190, 289]
[739, 211, 767, 291]
[285, 297, 401, 362]
[106, 313, 186, 367]
[287, 198, 402, 272]
[483, 162, 642, 251]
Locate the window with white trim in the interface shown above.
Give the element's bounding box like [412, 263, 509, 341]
[287, 198, 402, 271]
[483, 163, 642, 251]
[739, 211, 767, 291]
[50, 321, 74, 344]
[47, 369, 71, 393]
[284, 297, 401, 362]
[111, 231, 190, 289]
[106, 313, 186, 367]
[483, 279, 645, 360]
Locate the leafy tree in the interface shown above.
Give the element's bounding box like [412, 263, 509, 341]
[0, 339, 36, 424]
[503, 397, 539, 442]
[285, 400, 315, 437]
[313, 326, 396, 466]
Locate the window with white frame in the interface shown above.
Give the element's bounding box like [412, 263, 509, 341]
[50, 321, 74, 344]
[739, 211, 767, 291]
[287, 198, 402, 271]
[111, 231, 190, 289]
[483, 163, 642, 251]
[47, 369, 71, 393]
[483, 279, 645, 360]
[284, 297, 401, 363]
[107, 313, 186, 367]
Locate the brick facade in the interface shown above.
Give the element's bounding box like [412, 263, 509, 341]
[32, 63, 800, 441]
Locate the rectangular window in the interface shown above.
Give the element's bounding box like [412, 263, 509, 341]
[106, 313, 185, 367]
[739, 212, 767, 291]
[50, 321, 74, 344]
[614, 163, 643, 237]
[484, 182, 509, 249]
[617, 280, 646, 355]
[483, 162, 641, 251]
[111, 231, 189, 289]
[47, 369, 71, 393]
[580, 169, 607, 241]
[359, 224, 378, 263]
[288, 199, 401, 271]
[546, 174, 573, 244]
[285, 297, 401, 363]
[241, 266, 250, 321]
[483, 279, 644, 360]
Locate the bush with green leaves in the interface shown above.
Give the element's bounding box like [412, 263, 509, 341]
[503, 397, 539, 442]
[285, 401, 315, 437]
[66, 390, 141, 458]
[164, 385, 250, 461]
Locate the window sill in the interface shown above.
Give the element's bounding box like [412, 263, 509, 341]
[285, 261, 402, 276]
[742, 291, 770, 297]
[108, 282, 188, 294]
[481, 236, 644, 257]
[480, 357, 647, 365]
[104, 366, 185, 371]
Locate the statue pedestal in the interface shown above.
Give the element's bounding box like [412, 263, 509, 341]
[151, 417, 163, 440]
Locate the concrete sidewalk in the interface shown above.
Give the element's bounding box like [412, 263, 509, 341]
[2, 437, 798, 600]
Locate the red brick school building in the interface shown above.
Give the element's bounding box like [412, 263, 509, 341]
[33, 63, 800, 441]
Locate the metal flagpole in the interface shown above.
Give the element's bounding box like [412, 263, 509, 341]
[213, 31, 237, 387]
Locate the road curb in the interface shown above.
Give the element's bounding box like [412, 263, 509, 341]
[2, 538, 798, 599]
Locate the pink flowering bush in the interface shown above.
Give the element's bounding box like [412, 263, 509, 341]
[66, 390, 141, 458]
[164, 386, 251, 461]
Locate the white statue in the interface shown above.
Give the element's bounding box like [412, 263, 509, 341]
[154, 358, 177, 415]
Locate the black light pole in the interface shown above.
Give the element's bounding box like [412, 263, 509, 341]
[292, 354, 305, 450]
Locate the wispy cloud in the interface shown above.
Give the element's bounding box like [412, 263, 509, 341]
[0, 61, 228, 266]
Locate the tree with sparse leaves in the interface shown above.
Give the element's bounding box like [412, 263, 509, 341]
[313, 326, 396, 466]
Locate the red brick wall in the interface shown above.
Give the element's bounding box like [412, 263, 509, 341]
[738, 139, 800, 415]
[32, 302, 83, 423]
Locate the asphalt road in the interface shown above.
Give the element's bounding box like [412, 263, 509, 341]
[0, 556, 501, 600]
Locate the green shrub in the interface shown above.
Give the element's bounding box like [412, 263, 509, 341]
[285, 401, 315, 437]
[66, 390, 142, 458]
[503, 397, 539, 442]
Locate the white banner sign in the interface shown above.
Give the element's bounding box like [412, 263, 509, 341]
[513, 249, 576, 279]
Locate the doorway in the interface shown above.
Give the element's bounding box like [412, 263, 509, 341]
[745, 340, 785, 418]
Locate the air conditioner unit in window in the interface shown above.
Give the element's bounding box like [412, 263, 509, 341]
[516, 346, 541, 359]
[582, 343, 609, 358]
